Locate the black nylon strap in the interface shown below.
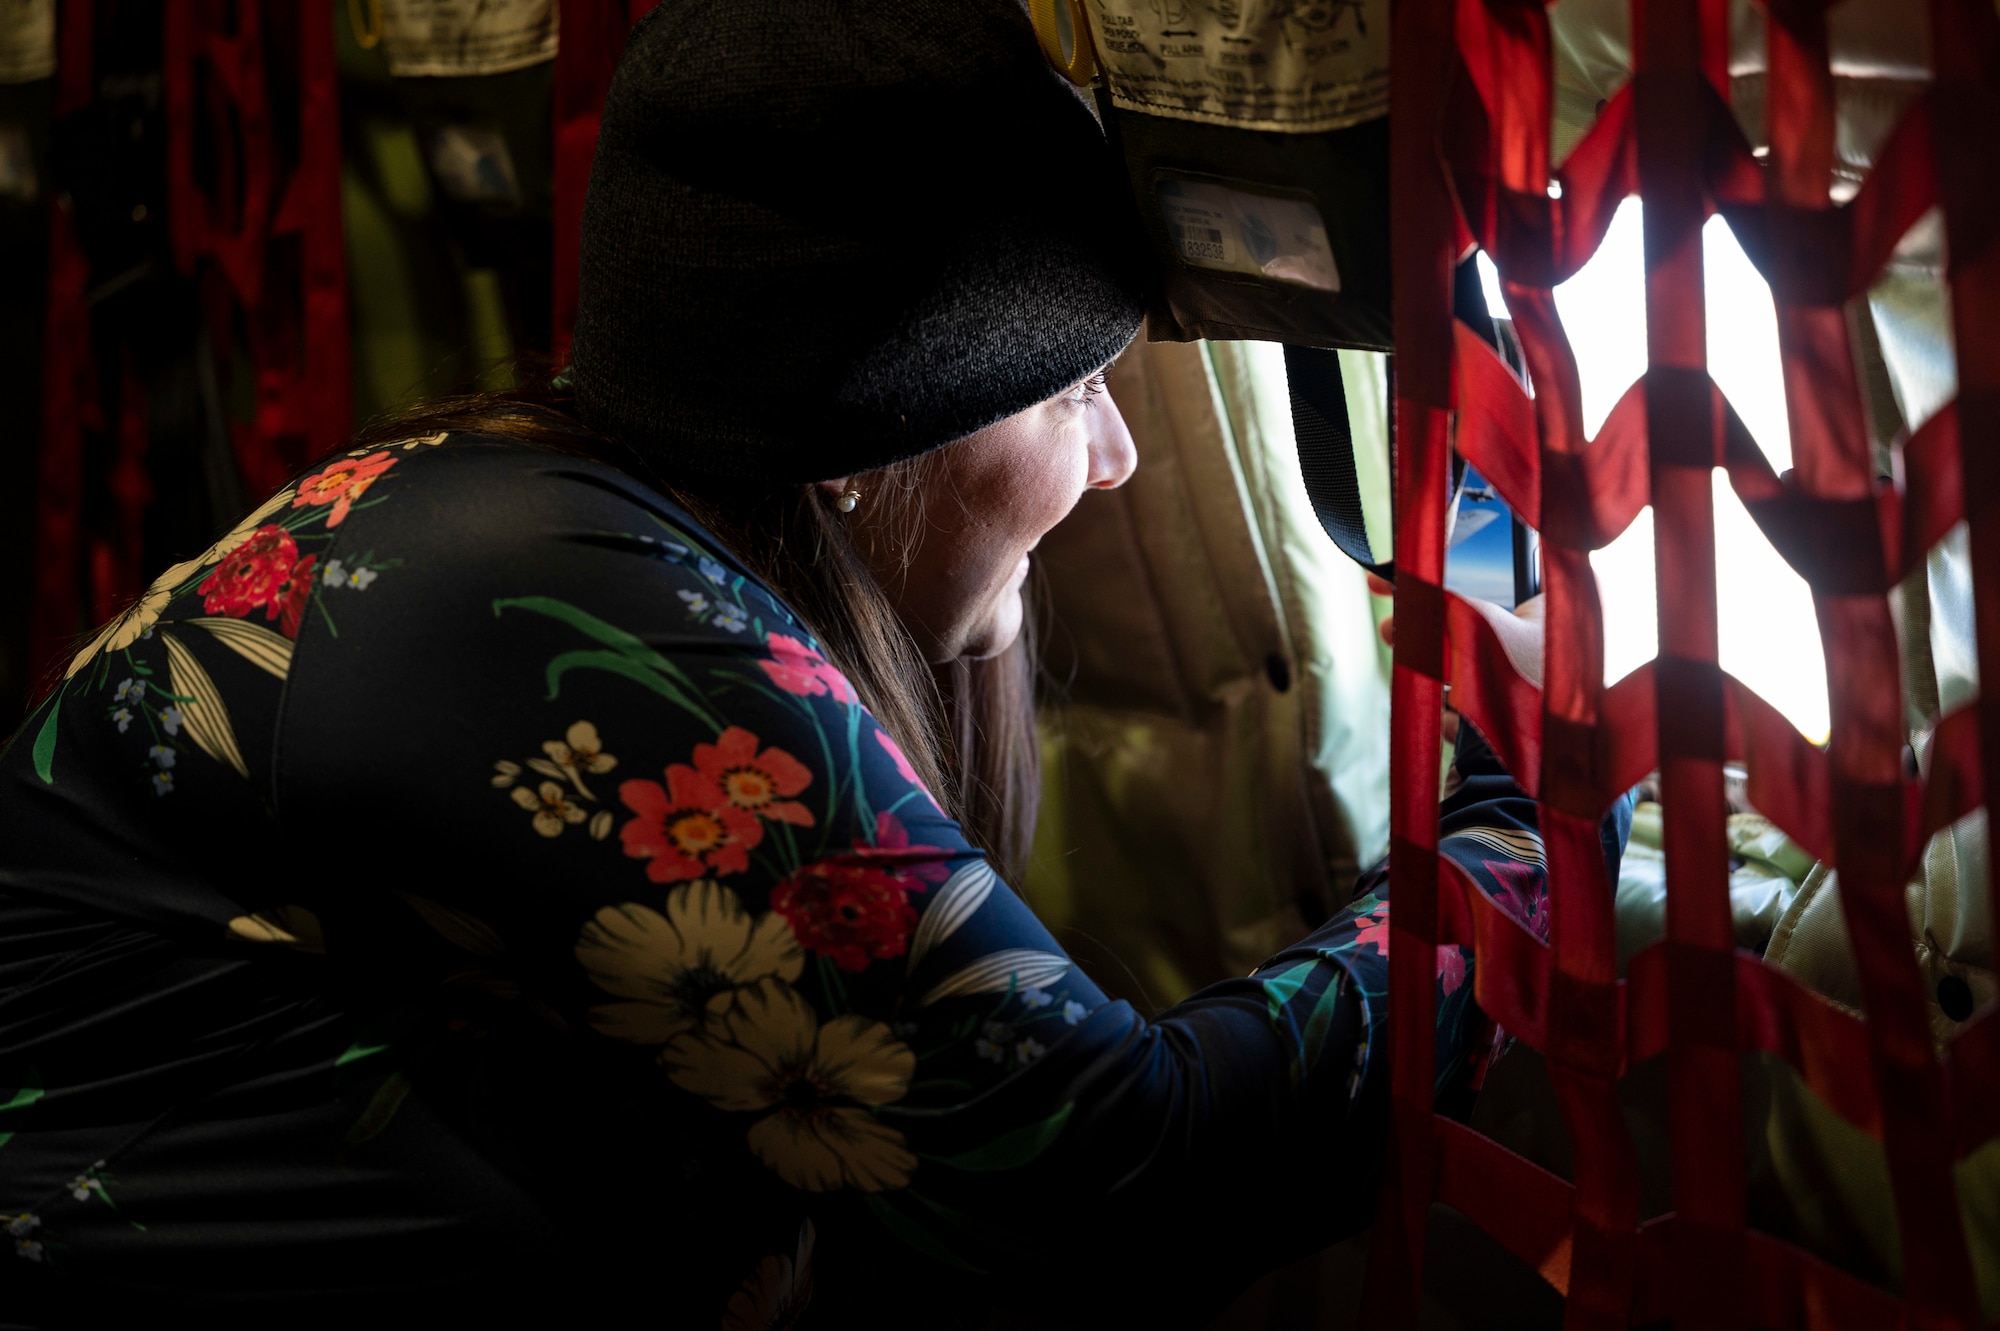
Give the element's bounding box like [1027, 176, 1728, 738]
[1286, 343, 1390, 579]
[1287, 257, 1515, 585]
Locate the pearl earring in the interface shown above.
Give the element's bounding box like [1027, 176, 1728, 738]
[835, 489, 861, 513]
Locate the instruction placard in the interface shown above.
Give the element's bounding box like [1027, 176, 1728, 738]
[377, 0, 557, 78]
[1085, 0, 1387, 133]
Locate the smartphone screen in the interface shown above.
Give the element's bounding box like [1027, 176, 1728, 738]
[1444, 464, 1539, 609]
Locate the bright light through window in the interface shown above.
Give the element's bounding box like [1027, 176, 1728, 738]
[1477, 198, 1831, 744]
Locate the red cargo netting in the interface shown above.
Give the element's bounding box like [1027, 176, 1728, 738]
[164, 0, 349, 498]
[1371, 0, 2000, 1326]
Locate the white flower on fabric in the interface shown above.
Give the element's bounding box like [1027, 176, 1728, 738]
[69, 1174, 103, 1203]
[65, 563, 188, 679]
[699, 556, 728, 586]
[14, 1238, 41, 1262]
[114, 678, 145, 702]
[678, 589, 710, 614]
[152, 771, 174, 797]
[4, 1214, 37, 1238]
[112, 708, 133, 733]
[160, 706, 182, 736]
[323, 560, 378, 591]
[975, 1022, 1015, 1062]
[511, 781, 587, 837]
[1015, 1038, 1046, 1063]
[535, 721, 618, 799]
[1062, 1000, 1087, 1026]
[661, 979, 916, 1193]
[713, 603, 748, 634]
[147, 745, 176, 769]
[1020, 987, 1052, 1009]
[577, 884, 804, 1046]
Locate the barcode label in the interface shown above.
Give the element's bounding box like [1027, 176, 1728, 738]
[1156, 178, 1340, 292]
[1175, 223, 1227, 261]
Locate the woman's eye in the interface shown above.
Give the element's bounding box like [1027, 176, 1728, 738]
[1071, 371, 1108, 403]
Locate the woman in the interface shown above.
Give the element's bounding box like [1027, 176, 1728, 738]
[0, 2, 1620, 1326]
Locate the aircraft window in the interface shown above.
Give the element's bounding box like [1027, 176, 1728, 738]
[1477, 198, 1831, 743]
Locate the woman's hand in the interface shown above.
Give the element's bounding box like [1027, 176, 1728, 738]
[1368, 573, 1547, 743]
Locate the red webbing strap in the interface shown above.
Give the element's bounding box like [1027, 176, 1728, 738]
[1630, 1224, 1917, 1331]
[1765, 0, 1980, 1319]
[552, 0, 658, 367]
[164, 0, 346, 498]
[28, 0, 96, 682]
[1359, 0, 1454, 1319]
[1436, 1116, 1575, 1291]
[1951, 1008, 2000, 1157]
[1489, 3, 1637, 1324]
[165, 0, 273, 308]
[1934, 0, 2000, 1289]
[1374, 0, 2000, 1323]
[1632, 6, 1754, 1325]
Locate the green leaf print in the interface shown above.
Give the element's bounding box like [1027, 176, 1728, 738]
[336, 1038, 393, 1068]
[494, 596, 676, 669]
[541, 649, 713, 723]
[1260, 959, 1318, 1088]
[496, 597, 727, 732]
[29, 692, 60, 784]
[0, 1066, 45, 1149]
[1258, 960, 1315, 1021]
[926, 1102, 1074, 1173]
[1297, 972, 1349, 1069]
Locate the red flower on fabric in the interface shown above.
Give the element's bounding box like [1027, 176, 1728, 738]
[619, 767, 762, 882]
[873, 729, 942, 812]
[293, 452, 398, 527]
[1437, 945, 1467, 996]
[770, 858, 916, 972]
[853, 812, 951, 886]
[1350, 903, 1390, 957]
[693, 726, 815, 827]
[197, 525, 319, 638]
[769, 815, 948, 972]
[758, 634, 857, 704]
[1479, 857, 1549, 944]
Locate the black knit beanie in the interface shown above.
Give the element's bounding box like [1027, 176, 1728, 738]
[570, 0, 1147, 484]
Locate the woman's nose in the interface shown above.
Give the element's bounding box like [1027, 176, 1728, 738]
[1088, 393, 1138, 490]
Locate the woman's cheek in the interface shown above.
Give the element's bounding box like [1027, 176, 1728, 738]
[1013, 429, 1092, 538]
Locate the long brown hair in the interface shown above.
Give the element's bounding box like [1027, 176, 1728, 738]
[347, 383, 1042, 881]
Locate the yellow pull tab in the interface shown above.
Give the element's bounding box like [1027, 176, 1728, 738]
[1028, 0, 1100, 87]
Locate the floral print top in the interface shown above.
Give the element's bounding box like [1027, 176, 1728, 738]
[0, 435, 1623, 1327]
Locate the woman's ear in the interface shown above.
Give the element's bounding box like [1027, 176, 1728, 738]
[815, 476, 852, 498]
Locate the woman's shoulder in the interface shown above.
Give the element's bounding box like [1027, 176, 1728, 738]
[320, 430, 737, 566]
[295, 429, 817, 652]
